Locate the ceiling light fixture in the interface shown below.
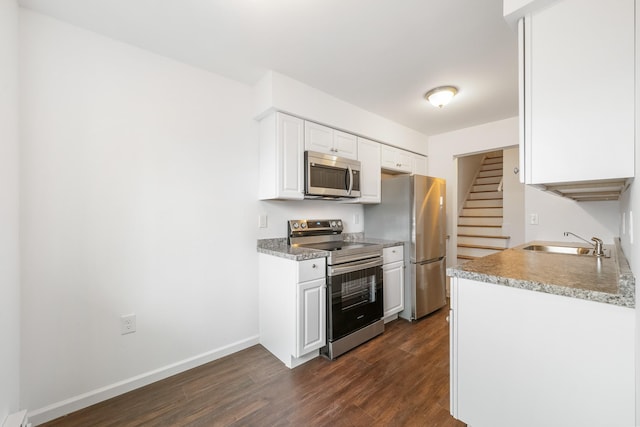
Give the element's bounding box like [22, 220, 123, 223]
[424, 86, 458, 108]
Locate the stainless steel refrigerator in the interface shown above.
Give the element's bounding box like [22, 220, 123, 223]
[364, 175, 446, 320]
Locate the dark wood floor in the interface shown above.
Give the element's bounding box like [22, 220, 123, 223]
[42, 306, 464, 426]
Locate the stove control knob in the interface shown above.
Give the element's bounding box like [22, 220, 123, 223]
[300, 222, 307, 229]
[337, 221, 342, 227]
[292, 222, 299, 229]
[330, 221, 337, 228]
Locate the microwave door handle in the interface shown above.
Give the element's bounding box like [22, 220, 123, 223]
[347, 165, 353, 195]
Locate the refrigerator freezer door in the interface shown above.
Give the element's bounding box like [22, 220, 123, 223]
[412, 176, 446, 263]
[411, 257, 447, 319]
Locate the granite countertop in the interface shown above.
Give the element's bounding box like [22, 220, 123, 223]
[257, 233, 404, 261]
[447, 239, 635, 308]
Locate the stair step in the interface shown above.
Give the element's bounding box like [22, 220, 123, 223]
[461, 207, 503, 217]
[458, 234, 511, 239]
[458, 216, 502, 226]
[472, 183, 500, 192]
[458, 243, 508, 251]
[477, 170, 503, 178]
[457, 245, 504, 258]
[465, 199, 503, 208]
[481, 163, 503, 172]
[468, 191, 503, 200]
[475, 176, 502, 185]
[457, 226, 504, 236]
[458, 235, 510, 248]
[484, 156, 504, 165]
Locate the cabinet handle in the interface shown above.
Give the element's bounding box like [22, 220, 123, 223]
[392, 250, 396, 253]
[312, 264, 317, 269]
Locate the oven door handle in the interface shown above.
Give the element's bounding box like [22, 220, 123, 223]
[328, 257, 383, 276]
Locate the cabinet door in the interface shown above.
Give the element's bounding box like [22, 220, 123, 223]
[296, 278, 326, 357]
[356, 137, 381, 203]
[279, 113, 305, 198]
[412, 154, 428, 176]
[381, 146, 413, 173]
[383, 260, 404, 317]
[523, 0, 634, 184]
[334, 130, 358, 159]
[304, 121, 334, 155]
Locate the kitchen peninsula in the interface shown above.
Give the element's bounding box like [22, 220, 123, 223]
[447, 240, 635, 427]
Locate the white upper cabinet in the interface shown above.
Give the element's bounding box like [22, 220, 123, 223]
[381, 145, 413, 173]
[356, 137, 382, 204]
[413, 154, 428, 176]
[259, 112, 304, 200]
[304, 121, 358, 159]
[519, 0, 635, 185]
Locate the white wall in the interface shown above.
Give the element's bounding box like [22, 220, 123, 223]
[254, 71, 429, 155]
[457, 153, 484, 214]
[503, 147, 525, 246]
[19, 10, 255, 423]
[428, 116, 620, 264]
[257, 200, 363, 239]
[428, 117, 520, 264]
[0, 0, 20, 422]
[18, 10, 376, 424]
[618, 1, 640, 420]
[525, 187, 619, 243]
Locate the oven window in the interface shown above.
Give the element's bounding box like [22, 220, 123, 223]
[341, 275, 376, 310]
[309, 164, 349, 191]
[327, 265, 383, 341]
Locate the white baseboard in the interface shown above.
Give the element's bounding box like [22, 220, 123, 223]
[27, 335, 260, 426]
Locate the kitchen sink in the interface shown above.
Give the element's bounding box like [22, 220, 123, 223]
[521, 244, 610, 257]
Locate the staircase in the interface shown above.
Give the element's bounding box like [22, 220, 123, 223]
[457, 152, 510, 264]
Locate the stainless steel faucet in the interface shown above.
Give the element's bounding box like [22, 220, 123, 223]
[563, 232, 605, 257]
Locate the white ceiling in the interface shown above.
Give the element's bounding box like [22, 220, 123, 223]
[18, 0, 519, 136]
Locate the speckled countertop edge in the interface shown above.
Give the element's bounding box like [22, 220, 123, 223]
[447, 238, 635, 308]
[257, 233, 404, 261]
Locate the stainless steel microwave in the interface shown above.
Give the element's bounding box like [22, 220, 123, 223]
[304, 151, 361, 198]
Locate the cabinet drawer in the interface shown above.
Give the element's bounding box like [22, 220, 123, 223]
[383, 245, 404, 264]
[298, 258, 326, 282]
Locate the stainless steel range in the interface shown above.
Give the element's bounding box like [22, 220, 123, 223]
[288, 219, 384, 359]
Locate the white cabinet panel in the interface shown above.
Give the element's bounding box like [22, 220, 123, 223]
[450, 277, 634, 427]
[520, 0, 634, 184]
[259, 254, 326, 368]
[304, 121, 357, 159]
[412, 154, 428, 176]
[356, 137, 381, 204]
[296, 278, 326, 356]
[259, 112, 304, 200]
[381, 145, 413, 173]
[382, 245, 404, 318]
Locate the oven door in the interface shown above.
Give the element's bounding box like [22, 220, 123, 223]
[327, 257, 383, 341]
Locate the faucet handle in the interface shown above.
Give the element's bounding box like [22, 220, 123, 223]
[591, 237, 604, 256]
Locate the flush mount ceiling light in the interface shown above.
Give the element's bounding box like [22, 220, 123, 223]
[424, 86, 458, 108]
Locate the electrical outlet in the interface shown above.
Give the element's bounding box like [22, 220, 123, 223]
[258, 214, 268, 228]
[529, 213, 539, 225]
[353, 213, 360, 225]
[121, 314, 136, 335]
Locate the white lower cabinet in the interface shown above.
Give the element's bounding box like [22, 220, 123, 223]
[259, 254, 326, 368]
[382, 245, 404, 321]
[296, 277, 326, 356]
[450, 277, 634, 427]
